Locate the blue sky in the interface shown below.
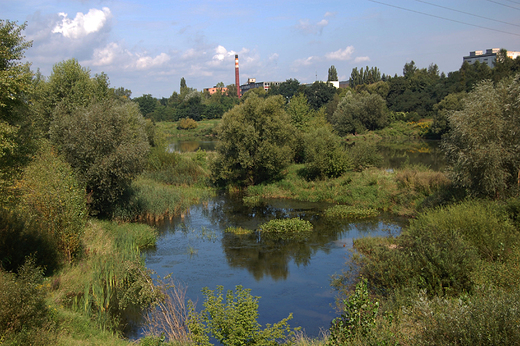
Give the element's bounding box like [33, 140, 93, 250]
[4, 0, 520, 98]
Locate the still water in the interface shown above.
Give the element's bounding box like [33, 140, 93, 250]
[142, 195, 405, 337]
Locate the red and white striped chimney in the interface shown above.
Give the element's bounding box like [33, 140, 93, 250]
[235, 54, 241, 98]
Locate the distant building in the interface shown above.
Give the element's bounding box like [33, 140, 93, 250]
[463, 48, 520, 68]
[204, 87, 228, 95]
[240, 78, 282, 95]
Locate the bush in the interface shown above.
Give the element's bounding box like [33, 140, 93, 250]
[18, 146, 88, 263]
[346, 141, 383, 171]
[302, 127, 352, 179]
[443, 75, 520, 198]
[328, 279, 379, 345]
[332, 91, 388, 136]
[50, 99, 150, 216]
[187, 285, 295, 346]
[211, 94, 296, 186]
[0, 259, 56, 345]
[177, 117, 198, 130]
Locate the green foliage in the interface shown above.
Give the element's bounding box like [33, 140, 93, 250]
[429, 92, 465, 138]
[225, 226, 254, 235]
[0, 20, 36, 205]
[67, 221, 160, 332]
[324, 205, 379, 219]
[332, 91, 388, 135]
[212, 94, 296, 186]
[302, 127, 352, 179]
[18, 146, 88, 263]
[259, 218, 313, 233]
[304, 81, 337, 110]
[177, 117, 198, 130]
[443, 76, 520, 199]
[413, 287, 520, 345]
[349, 66, 382, 88]
[50, 99, 150, 215]
[0, 258, 56, 345]
[187, 285, 295, 346]
[328, 65, 338, 82]
[328, 279, 379, 345]
[347, 140, 383, 171]
[32, 58, 110, 135]
[347, 199, 520, 298]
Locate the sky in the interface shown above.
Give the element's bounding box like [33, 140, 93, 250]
[3, 0, 520, 98]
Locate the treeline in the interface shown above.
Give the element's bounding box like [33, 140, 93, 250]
[133, 80, 240, 122]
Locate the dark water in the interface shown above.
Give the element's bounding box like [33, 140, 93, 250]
[377, 140, 446, 171]
[141, 195, 406, 338]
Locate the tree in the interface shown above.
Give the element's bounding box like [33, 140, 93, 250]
[332, 91, 388, 135]
[133, 94, 158, 117]
[19, 146, 87, 263]
[180, 77, 187, 90]
[211, 94, 296, 186]
[443, 75, 520, 198]
[50, 99, 150, 215]
[32, 58, 110, 135]
[0, 20, 35, 205]
[304, 81, 336, 110]
[328, 65, 338, 81]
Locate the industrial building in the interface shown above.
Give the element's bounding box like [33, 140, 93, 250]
[239, 78, 283, 95]
[463, 48, 520, 68]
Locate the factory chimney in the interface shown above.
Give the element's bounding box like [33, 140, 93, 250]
[235, 54, 241, 98]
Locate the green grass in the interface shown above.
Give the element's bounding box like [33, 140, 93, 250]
[224, 226, 254, 235]
[156, 119, 220, 140]
[245, 164, 449, 216]
[258, 218, 313, 233]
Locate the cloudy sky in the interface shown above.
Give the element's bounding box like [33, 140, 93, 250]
[4, 0, 520, 98]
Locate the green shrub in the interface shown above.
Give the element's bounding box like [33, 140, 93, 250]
[187, 285, 296, 346]
[324, 205, 379, 219]
[328, 279, 379, 345]
[302, 127, 352, 179]
[346, 141, 383, 171]
[395, 165, 450, 195]
[18, 146, 88, 264]
[177, 117, 198, 130]
[259, 218, 313, 233]
[414, 287, 520, 345]
[0, 258, 56, 345]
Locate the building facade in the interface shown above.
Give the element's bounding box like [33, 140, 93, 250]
[463, 48, 520, 68]
[239, 78, 283, 95]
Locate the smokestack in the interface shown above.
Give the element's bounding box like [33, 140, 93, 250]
[235, 54, 241, 98]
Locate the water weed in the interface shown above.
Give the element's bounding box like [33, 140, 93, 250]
[324, 205, 379, 219]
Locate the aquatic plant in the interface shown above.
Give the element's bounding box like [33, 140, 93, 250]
[324, 205, 379, 219]
[258, 218, 313, 233]
[224, 226, 254, 235]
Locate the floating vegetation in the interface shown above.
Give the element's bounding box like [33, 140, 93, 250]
[224, 226, 254, 235]
[325, 205, 379, 219]
[243, 195, 262, 207]
[258, 218, 313, 233]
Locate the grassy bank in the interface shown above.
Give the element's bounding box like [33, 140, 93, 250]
[0, 220, 160, 346]
[244, 163, 450, 217]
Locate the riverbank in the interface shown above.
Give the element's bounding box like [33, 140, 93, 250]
[243, 163, 450, 217]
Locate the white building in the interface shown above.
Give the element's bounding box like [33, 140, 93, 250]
[463, 48, 520, 68]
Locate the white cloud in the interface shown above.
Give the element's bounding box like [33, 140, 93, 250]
[293, 56, 319, 67]
[52, 7, 112, 39]
[134, 53, 171, 70]
[295, 18, 329, 35]
[326, 46, 355, 60]
[90, 42, 121, 66]
[354, 56, 371, 63]
[212, 45, 236, 62]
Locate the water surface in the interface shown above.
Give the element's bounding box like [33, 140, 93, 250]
[143, 195, 405, 337]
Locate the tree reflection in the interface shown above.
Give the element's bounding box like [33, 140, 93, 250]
[208, 195, 404, 281]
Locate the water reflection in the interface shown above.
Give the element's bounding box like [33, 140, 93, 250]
[143, 195, 405, 337]
[377, 140, 445, 171]
[168, 140, 217, 153]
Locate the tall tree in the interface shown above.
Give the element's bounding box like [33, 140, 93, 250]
[443, 76, 520, 198]
[180, 77, 187, 90]
[0, 20, 35, 203]
[328, 65, 338, 81]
